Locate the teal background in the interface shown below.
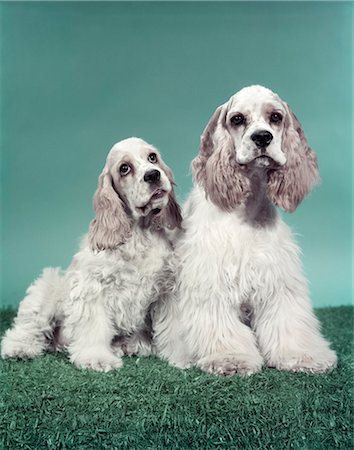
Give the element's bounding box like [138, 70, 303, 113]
[0, 2, 352, 308]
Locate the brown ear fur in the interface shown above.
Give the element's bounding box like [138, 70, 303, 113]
[267, 105, 320, 212]
[152, 163, 182, 230]
[192, 104, 250, 211]
[88, 169, 131, 251]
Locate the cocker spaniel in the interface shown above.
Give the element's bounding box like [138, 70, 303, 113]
[154, 85, 337, 375]
[2, 137, 182, 372]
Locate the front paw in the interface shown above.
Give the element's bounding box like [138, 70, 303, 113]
[1, 333, 44, 360]
[272, 349, 337, 373]
[198, 353, 263, 376]
[72, 350, 123, 372]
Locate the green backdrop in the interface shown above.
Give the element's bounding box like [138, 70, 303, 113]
[0, 2, 352, 308]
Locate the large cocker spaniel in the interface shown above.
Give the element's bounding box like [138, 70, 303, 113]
[154, 85, 337, 375]
[2, 137, 182, 371]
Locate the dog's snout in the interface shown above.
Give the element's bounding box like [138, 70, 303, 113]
[144, 169, 161, 184]
[251, 130, 273, 148]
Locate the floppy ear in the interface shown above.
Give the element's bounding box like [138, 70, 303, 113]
[88, 168, 131, 251]
[153, 187, 182, 231]
[192, 104, 250, 211]
[152, 164, 182, 230]
[267, 104, 320, 212]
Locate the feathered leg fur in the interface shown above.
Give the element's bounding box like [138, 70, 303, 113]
[1, 268, 65, 359]
[252, 241, 337, 372]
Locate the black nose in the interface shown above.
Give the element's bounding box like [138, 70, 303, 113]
[251, 130, 273, 148]
[144, 169, 161, 184]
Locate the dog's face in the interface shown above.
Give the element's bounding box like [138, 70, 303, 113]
[89, 138, 182, 251]
[193, 85, 319, 213]
[226, 86, 287, 168]
[108, 139, 172, 218]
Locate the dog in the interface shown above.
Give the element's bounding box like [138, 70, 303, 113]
[1, 137, 182, 372]
[154, 85, 337, 375]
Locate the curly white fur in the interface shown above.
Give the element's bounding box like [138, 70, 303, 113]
[154, 86, 337, 375]
[1, 137, 182, 372]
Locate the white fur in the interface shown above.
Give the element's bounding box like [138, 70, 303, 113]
[1, 138, 179, 372]
[154, 86, 337, 376]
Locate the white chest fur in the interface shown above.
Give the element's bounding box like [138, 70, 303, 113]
[176, 187, 299, 308]
[67, 228, 172, 334]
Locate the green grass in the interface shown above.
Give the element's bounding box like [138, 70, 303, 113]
[1, 307, 353, 450]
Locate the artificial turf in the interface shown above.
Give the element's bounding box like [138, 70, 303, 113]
[1, 306, 353, 450]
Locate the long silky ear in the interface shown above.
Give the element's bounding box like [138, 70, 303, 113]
[152, 163, 182, 230]
[192, 105, 224, 184]
[192, 103, 250, 211]
[155, 187, 183, 230]
[88, 168, 131, 251]
[267, 104, 320, 212]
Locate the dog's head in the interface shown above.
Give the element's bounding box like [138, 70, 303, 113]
[89, 137, 182, 251]
[193, 85, 319, 212]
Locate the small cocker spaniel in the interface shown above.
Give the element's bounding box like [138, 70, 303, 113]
[154, 85, 337, 375]
[2, 137, 182, 371]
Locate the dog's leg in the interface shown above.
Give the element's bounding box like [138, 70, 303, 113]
[192, 305, 264, 376]
[153, 243, 264, 374]
[253, 255, 337, 373]
[156, 293, 263, 375]
[1, 268, 64, 359]
[65, 294, 122, 372]
[152, 292, 195, 368]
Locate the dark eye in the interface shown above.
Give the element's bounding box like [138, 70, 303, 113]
[148, 153, 158, 163]
[120, 163, 131, 176]
[230, 113, 245, 126]
[270, 112, 283, 124]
